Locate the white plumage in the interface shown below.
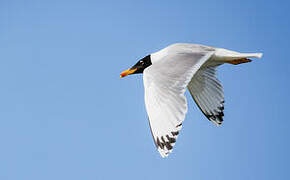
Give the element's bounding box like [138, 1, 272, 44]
[143, 43, 262, 157]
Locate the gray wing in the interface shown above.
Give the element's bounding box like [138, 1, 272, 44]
[187, 67, 225, 125]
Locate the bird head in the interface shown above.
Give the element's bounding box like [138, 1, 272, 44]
[120, 55, 152, 78]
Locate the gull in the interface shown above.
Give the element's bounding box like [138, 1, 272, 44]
[120, 43, 262, 157]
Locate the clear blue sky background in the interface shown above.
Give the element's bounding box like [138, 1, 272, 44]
[0, 0, 289, 179]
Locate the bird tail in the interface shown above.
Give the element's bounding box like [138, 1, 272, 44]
[214, 48, 263, 65]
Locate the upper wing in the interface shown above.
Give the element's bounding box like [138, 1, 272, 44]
[143, 51, 214, 157]
[187, 67, 225, 125]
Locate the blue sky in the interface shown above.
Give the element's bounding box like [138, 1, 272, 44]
[0, 0, 289, 179]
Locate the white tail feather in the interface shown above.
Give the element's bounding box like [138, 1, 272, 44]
[214, 48, 263, 61]
[243, 53, 263, 58]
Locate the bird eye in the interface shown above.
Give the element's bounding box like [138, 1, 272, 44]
[140, 60, 144, 65]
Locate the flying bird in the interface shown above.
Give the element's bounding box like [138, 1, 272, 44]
[120, 43, 262, 157]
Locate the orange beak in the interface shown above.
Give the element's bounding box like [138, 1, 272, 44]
[120, 68, 137, 78]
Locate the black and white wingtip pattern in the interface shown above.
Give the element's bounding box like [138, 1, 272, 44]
[188, 67, 225, 126]
[205, 100, 224, 126]
[152, 123, 182, 158]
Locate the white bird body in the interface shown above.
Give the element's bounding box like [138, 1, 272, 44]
[151, 43, 262, 65]
[121, 43, 262, 157]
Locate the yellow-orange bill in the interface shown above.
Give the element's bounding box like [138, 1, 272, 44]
[120, 68, 137, 78]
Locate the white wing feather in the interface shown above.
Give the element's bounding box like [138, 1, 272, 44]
[143, 49, 214, 157]
[188, 67, 225, 126]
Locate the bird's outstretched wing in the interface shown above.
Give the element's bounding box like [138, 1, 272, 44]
[188, 67, 225, 126]
[143, 51, 214, 157]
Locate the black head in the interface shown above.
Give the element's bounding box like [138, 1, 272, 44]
[120, 55, 152, 77]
